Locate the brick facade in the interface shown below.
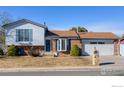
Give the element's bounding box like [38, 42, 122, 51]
[114, 43, 119, 56]
[16, 46, 44, 55]
[71, 39, 82, 49]
[52, 39, 56, 52]
[51, 39, 82, 56]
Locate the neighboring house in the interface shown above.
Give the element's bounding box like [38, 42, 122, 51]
[118, 39, 124, 56]
[3, 19, 119, 56]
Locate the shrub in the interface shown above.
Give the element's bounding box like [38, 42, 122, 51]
[7, 45, 17, 56]
[70, 45, 80, 56]
[0, 48, 4, 55]
[29, 47, 39, 57]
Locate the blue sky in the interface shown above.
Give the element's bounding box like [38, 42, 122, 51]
[0, 6, 123, 36]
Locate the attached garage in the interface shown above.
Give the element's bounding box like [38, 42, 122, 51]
[83, 44, 114, 56]
[119, 39, 124, 56]
[82, 39, 115, 56]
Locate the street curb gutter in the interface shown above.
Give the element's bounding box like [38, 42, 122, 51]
[0, 66, 100, 72]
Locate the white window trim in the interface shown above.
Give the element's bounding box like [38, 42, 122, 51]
[57, 39, 67, 52]
[16, 29, 33, 42]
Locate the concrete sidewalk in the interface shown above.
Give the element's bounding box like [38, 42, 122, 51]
[0, 66, 100, 72]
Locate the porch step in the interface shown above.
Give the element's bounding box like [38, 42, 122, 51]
[44, 52, 54, 56]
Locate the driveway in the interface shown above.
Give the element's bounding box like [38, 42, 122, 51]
[99, 56, 124, 75]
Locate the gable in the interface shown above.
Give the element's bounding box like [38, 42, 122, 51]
[2, 19, 47, 30]
[5, 20, 45, 46]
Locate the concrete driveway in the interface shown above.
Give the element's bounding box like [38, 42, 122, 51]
[99, 56, 124, 76]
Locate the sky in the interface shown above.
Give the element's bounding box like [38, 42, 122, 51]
[0, 6, 124, 36]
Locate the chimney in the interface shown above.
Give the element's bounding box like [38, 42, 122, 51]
[77, 27, 78, 33]
[44, 22, 46, 26]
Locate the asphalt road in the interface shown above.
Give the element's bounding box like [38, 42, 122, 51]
[0, 70, 124, 76]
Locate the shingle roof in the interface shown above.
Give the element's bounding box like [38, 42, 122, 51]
[49, 30, 119, 39]
[78, 32, 119, 39]
[48, 30, 78, 37]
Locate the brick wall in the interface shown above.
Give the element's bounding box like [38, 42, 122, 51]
[71, 39, 82, 49]
[51, 39, 82, 56]
[114, 42, 119, 56]
[52, 39, 56, 52]
[16, 46, 44, 55]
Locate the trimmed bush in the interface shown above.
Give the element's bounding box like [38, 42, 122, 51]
[29, 47, 39, 57]
[7, 45, 17, 56]
[0, 48, 4, 55]
[70, 45, 80, 56]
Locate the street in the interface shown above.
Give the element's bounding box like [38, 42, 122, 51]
[0, 70, 124, 76]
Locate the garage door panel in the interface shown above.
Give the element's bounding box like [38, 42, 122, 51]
[83, 44, 114, 56]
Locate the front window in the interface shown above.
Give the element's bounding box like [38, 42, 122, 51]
[90, 42, 105, 44]
[90, 42, 97, 44]
[57, 39, 67, 51]
[16, 29, 33, 42]
[98, 42, 105, 44]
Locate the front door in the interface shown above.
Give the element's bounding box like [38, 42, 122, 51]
[45, 40, 51, 52]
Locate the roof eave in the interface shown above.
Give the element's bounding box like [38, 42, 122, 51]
[2, 19, 47, 29]
[81, 38, 119, 39]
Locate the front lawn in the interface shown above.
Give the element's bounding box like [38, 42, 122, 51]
[0, 56, 92, 68]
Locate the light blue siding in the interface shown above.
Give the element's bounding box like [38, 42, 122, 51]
[6, 23, 45, 46]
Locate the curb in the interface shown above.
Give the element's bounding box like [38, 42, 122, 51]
[0, 66, 100, 72]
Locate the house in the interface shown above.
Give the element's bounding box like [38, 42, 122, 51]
[3, 19, 119, 56]
[118, 39, 124, 56]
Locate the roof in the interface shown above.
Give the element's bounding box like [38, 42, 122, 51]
[47, 30, 78, 37]
[48, 30, 119, 39]
[2, 19, 47, 29]
[78, 32, 119, 39]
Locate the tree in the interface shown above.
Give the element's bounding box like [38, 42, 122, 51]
[0, 11, 13, 26]
[70, 26, 88, 32]
[0, 12, 13, 44]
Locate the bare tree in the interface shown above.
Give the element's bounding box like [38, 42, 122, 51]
[0, 11, 13, 26]
[0, 12, 13, 51]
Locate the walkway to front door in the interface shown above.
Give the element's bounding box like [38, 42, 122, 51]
[45, 40, 51, 52]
